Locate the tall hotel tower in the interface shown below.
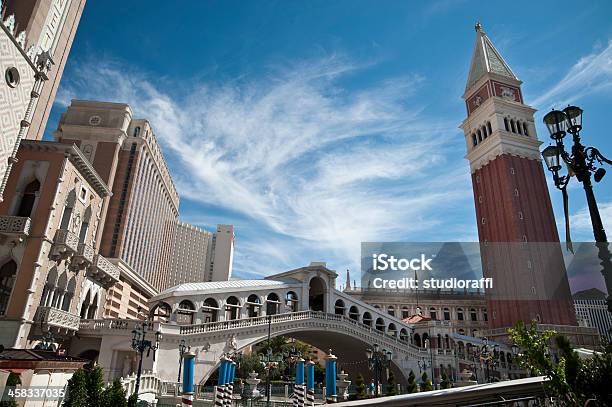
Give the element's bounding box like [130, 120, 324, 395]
[460, 24, 577, 330]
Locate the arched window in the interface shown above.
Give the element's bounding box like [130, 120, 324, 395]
[334, 299, 345, 315]
[61, 277, 76, 311]
[151, 302, 172, 323]
[59, 190, 77, 230]
[477, 129, 482, 142]
[388, 323, 397, 337]
[416, 306, 422, 315]
[443, 307, 450, 321]
[78, 206, 92, 243]
[202, 298, 219, 323]
[457, 308, 464, 321]
[0, 260, 18, 315]
[523, 122, 529, 136]
[363, 312, 372, 327]
[225, 296, 240, 320]
[482, 126, 488, 138]
[86, 292, 98, 319]
[399, 328, 409, 341]
[429, 307, 437, 320]
[246, 294, 261, 318]
[483, 309, 488, 322]
[437, 333, 442, 349]
[349, 306, 359, 320]
[134, 126, 141, 137]
[470, 308, 478, 321]
[487, 121, 492, 135]
[387, 306, 395, 317]
[266, 293, 280, 315]
[54, 272, 68, 309]
[177, 300, 195, 324]
[80, 289, 91, 319]
[401, 306, 410, 319]
[510, 119, 516, 133]
[375, 317, 385, 332]
[472, 134, 477, 146]
[504, 118, 509, 131]
[41, 267, 58, 307]
[517, 120, 523, 135]
[16, 179, 40, 217]
[286, 291, 298, 312]
[414, 333, 421, 348]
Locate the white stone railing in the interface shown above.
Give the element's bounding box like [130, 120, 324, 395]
[79, 318, 136, 331]
[87, 254, 120, 287]
[35, 306, 80, 331]
[0, 215, 31, 235]
[121, 371, 162, 396]
[175, 311, 429, 357]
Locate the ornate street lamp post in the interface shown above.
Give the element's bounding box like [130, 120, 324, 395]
[365, 344, 391, 397]
[177, 339, 188, 383]
[131, 320, 162, 399]
[541, 106, 612, 312]
[423, 338, 435, 388]
[474, 338, 499, 383]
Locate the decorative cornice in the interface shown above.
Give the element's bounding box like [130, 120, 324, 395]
[19, 140, 111, 197]
[465, 132, 542, 173]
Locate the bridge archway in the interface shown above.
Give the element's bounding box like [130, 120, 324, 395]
[203, 323, 410, 388]
[308, 277, 326, 312]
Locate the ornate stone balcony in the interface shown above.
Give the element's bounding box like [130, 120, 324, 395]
[87, 254, 120, 288]
[50, 229, 79, 259]
[71, 243, 95, 270]
[0, 215, 31, 244]
[34, 306, 80, 332]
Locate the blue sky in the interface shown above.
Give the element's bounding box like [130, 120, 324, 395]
[46, 1, 612, 282]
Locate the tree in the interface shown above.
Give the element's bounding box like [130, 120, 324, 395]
[64, 365, 131, 407]
[63, 368, 88, 407]
[385, 370, 397, 396]
[0, 372, 22, 407]
[440, 371, 452, 389]
[406, 370, 418, 393]
[354, 374, 367, 400]
[85, 365, 104, 407]
[508, 319, 612, 406]
[420, 372, 432, 392]
[101, 379, 128, 407]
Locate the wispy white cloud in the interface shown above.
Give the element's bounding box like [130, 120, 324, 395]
[532, 40, 612, 108]
[55, 55, 473, 278]
[568, 201, 612, 240]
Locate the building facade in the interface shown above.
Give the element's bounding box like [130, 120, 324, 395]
[206, 224, 234, 282]
[460, 23, 576, 330]
[0, 140, 118, 349]
[5, 0, 86, 141]
[574, 288, 612, 342]
[168, 222, 213, 288]
[0, 1, 85, 200]
[54, 100, 180, 292]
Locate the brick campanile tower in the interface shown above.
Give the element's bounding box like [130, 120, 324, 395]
[460, 23, 576, 329]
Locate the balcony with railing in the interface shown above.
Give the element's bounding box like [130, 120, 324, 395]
[87, 254, 120, 288]
[34, 306, 80, 332]
[72, 243, 95, 270]
[50, 229, 79, 259]
[0, 215, 31, 244]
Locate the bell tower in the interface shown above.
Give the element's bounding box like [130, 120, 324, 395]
[460, 23, 576, 328]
